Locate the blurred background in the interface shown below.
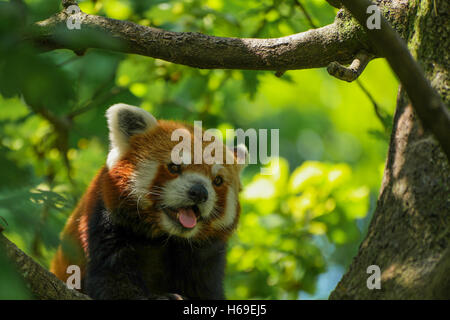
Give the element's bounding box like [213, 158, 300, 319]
[0, 0, 398, 299]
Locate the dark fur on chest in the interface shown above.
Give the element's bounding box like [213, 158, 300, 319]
[85, 199, 227, 300]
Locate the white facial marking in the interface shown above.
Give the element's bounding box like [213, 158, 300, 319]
[129, 159, 159, 208]
[106, 147, 121, 169]
[212, 164, 224, 177]
[212, 188, 237, 230]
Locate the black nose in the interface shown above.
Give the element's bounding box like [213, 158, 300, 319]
[188, 183, 208, 203]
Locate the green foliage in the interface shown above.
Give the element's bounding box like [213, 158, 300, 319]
[0, 0, 398, 299]
[227, 159, 369, 299]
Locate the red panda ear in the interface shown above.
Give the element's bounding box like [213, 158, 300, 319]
[105, 103, 157, 168]
[233, 143, 249, 171]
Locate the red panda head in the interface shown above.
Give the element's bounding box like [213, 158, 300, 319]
[102, 104, 248, 242]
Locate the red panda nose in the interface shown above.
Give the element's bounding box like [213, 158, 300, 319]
[188, 183, 208, 204]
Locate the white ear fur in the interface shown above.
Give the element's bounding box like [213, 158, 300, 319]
[234, 143, 249, 170]
[106, 103, 157, 168]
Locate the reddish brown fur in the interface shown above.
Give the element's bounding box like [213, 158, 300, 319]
[50, 169, 105, 283]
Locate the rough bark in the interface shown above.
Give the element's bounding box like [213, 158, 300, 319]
[340, 0, 450, 160]
[0, 232, 91, 300]
[330, 0, 450, 299]
[30, 10, 366, 71]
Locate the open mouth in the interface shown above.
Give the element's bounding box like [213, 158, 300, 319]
[163, 205, 201, 229]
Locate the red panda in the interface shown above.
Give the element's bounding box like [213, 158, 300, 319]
[50, 103, 248, 299]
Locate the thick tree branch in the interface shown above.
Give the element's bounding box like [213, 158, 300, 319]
[339, 0, 450, 160]
[28, 8, 366, 71]
[0, 232, 91, 300]
[27, 2, 449, 161]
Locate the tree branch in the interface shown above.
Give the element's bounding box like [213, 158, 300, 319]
[0, 232, 91, 300]
[28, 8, 366, 71]
[27, 1, 449, 160]
[339, 0, 450, 160]
[327, 51, 372, 82]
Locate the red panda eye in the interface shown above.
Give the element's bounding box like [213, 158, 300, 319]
[213, 175, 223, 186]
[168, 163, 182, 174]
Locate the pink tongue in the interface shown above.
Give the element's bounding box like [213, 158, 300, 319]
[178, 208, 197, 228]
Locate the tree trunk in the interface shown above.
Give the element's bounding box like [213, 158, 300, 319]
[330, 0, 449, 299]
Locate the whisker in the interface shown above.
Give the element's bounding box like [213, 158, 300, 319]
[136, 194, 144, 218]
